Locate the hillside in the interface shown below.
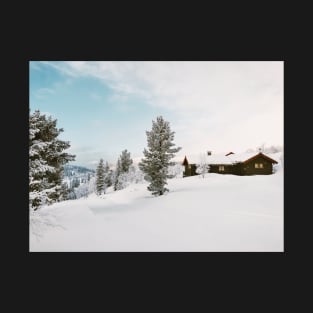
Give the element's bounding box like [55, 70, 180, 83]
[30, 166, 284, 252]
[62, 164, 95, 188]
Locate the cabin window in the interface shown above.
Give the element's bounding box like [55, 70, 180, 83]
[219, 165, 224, 171]
[255, 163, 263, 168]
[188, 165, 191, 169]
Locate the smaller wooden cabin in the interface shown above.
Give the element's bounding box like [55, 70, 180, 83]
[182, 152, 278, 177]
[182, 156, 197, 176]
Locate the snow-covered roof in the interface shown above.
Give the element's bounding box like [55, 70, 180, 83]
[177, 152, 281, 165]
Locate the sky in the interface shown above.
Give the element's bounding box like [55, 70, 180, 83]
[29, 61, 284, 169]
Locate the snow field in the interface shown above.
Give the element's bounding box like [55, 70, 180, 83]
[30, 169, 283, 252]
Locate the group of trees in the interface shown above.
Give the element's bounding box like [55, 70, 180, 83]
[94, 116, 182, 197]
[95, 159, 114, 195]
[30, 111, 183, 211]
[95, 149, 144, 195]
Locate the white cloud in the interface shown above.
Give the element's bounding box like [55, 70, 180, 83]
[45, 61, 284, 154]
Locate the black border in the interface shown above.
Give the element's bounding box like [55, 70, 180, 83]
[7, 22, 295, 301]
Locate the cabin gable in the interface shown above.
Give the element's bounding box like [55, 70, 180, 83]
[182, 156, 197, 177]
[183, 164, 197, 176]
[242, 155, 275, 175]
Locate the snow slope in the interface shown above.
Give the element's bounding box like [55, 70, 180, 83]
[30, 167, 284, 252]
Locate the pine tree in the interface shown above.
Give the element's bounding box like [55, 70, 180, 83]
[104, 161, 113, 187]
[96, 158, 106, 195]
[120, 149, 133, 173]
[114, 150, 133, 191]
[113, 159, 122, 191]
[29, 110, 75, 210]
[139, 116, 181, 196]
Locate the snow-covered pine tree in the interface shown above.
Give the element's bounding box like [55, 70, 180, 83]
[113, 159, 122, 191]
[120, 149, 133, 173]
[139, 116, 181, 196]
[104, 161, 113, 187]
[96, 158, 106, 195]
[196, 154, 210, 178]
[29, 110, 75, 210]
[114, 150, 133, 191]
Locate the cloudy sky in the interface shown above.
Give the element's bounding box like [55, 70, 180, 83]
[29, 61, 283, 168]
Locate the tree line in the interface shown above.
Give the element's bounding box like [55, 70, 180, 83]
[30, 111, 182, 211]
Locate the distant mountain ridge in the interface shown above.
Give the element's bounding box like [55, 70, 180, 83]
[63, 164, 95, 176]
[62, 165, 96, 192]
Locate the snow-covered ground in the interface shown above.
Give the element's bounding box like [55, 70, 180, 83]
[30, 167, 284, 252]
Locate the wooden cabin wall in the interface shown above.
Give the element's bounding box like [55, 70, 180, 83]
[242, 157, 273, 175]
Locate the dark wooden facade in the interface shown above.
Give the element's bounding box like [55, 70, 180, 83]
[183, 153, 278, 177]
[182, 156, 197, 176]
[240, 154, 277, 175]
[209, 163, 242, 175]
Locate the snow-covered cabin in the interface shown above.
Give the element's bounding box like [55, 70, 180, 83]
[182, 152, 279, 176]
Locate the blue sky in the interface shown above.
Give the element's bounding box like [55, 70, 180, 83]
[29, 61, 284, 168]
